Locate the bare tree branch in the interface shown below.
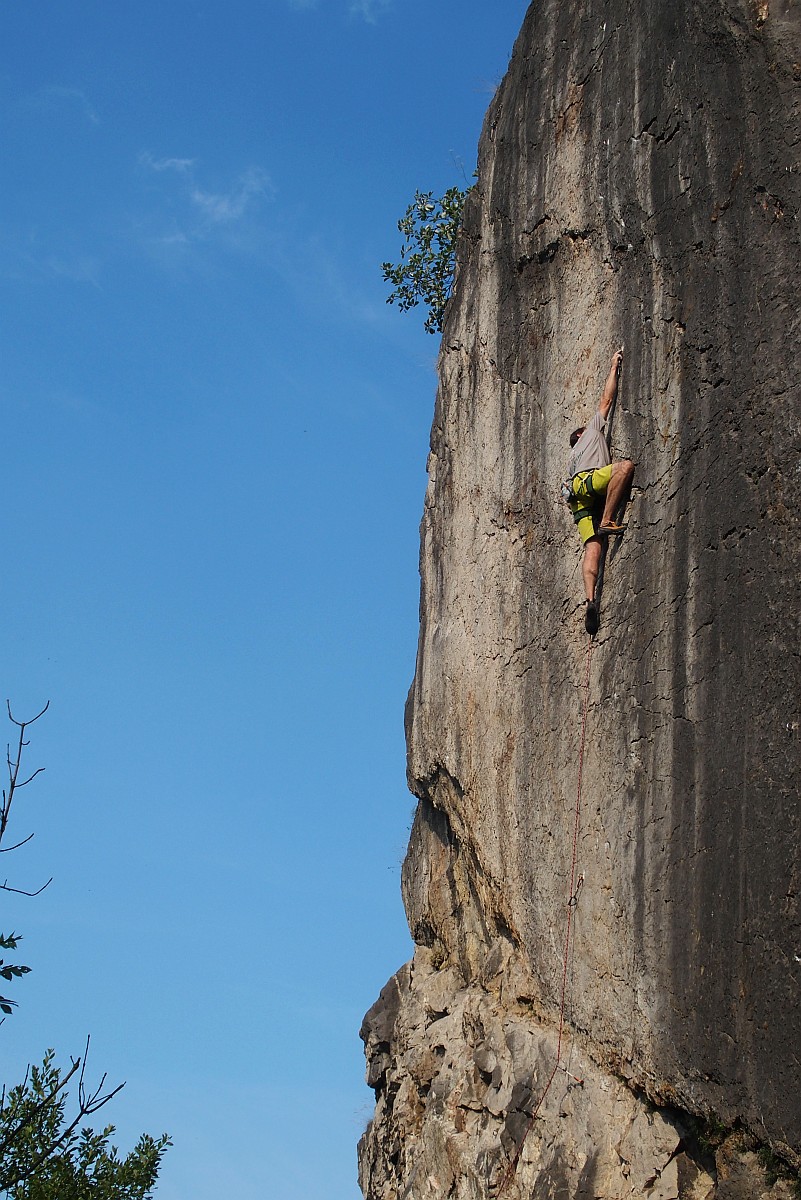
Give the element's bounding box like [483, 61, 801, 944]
[6, 700, 51, 729]
[0, 833, 35, 854]
[0, 878, 53, 897]
[0, 700, 51, 896]
[16, 768, 46, 790]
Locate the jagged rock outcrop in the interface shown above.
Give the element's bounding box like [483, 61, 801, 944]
[360, 2, 801, 1197]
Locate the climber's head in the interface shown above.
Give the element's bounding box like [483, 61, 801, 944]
[569, 427, 585, 448]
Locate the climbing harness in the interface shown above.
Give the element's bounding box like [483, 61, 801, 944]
[497, 633, 594, 1196]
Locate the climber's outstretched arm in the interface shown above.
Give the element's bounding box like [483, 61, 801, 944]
[599, 348, 623, 420]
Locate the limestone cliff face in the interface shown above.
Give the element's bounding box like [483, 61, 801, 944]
[360, 2, 801, 1197]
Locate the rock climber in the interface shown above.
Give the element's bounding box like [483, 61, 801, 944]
[565, 348, 635, 635]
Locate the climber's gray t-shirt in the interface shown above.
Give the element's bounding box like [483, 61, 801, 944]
[567, 412, 610, 477]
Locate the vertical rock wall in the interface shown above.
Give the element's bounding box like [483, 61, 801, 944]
[361, 2, 801, 1197]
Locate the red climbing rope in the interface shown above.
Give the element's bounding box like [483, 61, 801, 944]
[497, 633, 594, 1196]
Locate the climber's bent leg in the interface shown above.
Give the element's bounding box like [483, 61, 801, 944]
[599, 459, 635, 527]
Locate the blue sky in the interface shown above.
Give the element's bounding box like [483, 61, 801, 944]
[0, 3, 529, 1197]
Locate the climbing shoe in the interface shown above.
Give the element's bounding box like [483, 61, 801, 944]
[598, 521, 627, 536]
[585, 600, 599, 636]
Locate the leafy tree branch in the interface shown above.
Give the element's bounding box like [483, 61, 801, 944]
[0, 936, 30, 1018]
[382, 186, 469, 334]
[0, 705, 170, 1198]
[0, 1046, 169, 1199]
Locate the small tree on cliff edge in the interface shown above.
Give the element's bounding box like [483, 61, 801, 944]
[0, 703, 170, 1200]
[382, 186, 468, 334]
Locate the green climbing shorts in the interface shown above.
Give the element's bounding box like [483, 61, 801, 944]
[569, 465, 614, 545]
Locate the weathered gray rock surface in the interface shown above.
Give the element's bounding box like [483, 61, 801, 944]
[360, 2, 801, 1196]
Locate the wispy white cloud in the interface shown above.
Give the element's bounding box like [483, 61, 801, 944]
[2, 153, 272, 287]
[137, 154, 386, 336]
[190, 167, 273, 225]
[138, 155, 275, 260]
[139, 152, 195, 174]
[286, 0, 390, 17]
[349, 0, 391, 22]
[30, 85, 100, 125]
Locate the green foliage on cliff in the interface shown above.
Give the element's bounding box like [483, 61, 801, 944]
[757, 1145, 801, 1195]
[382, 186, 468, 334]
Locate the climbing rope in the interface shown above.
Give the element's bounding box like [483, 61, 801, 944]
[497, 633, 594, 1196]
